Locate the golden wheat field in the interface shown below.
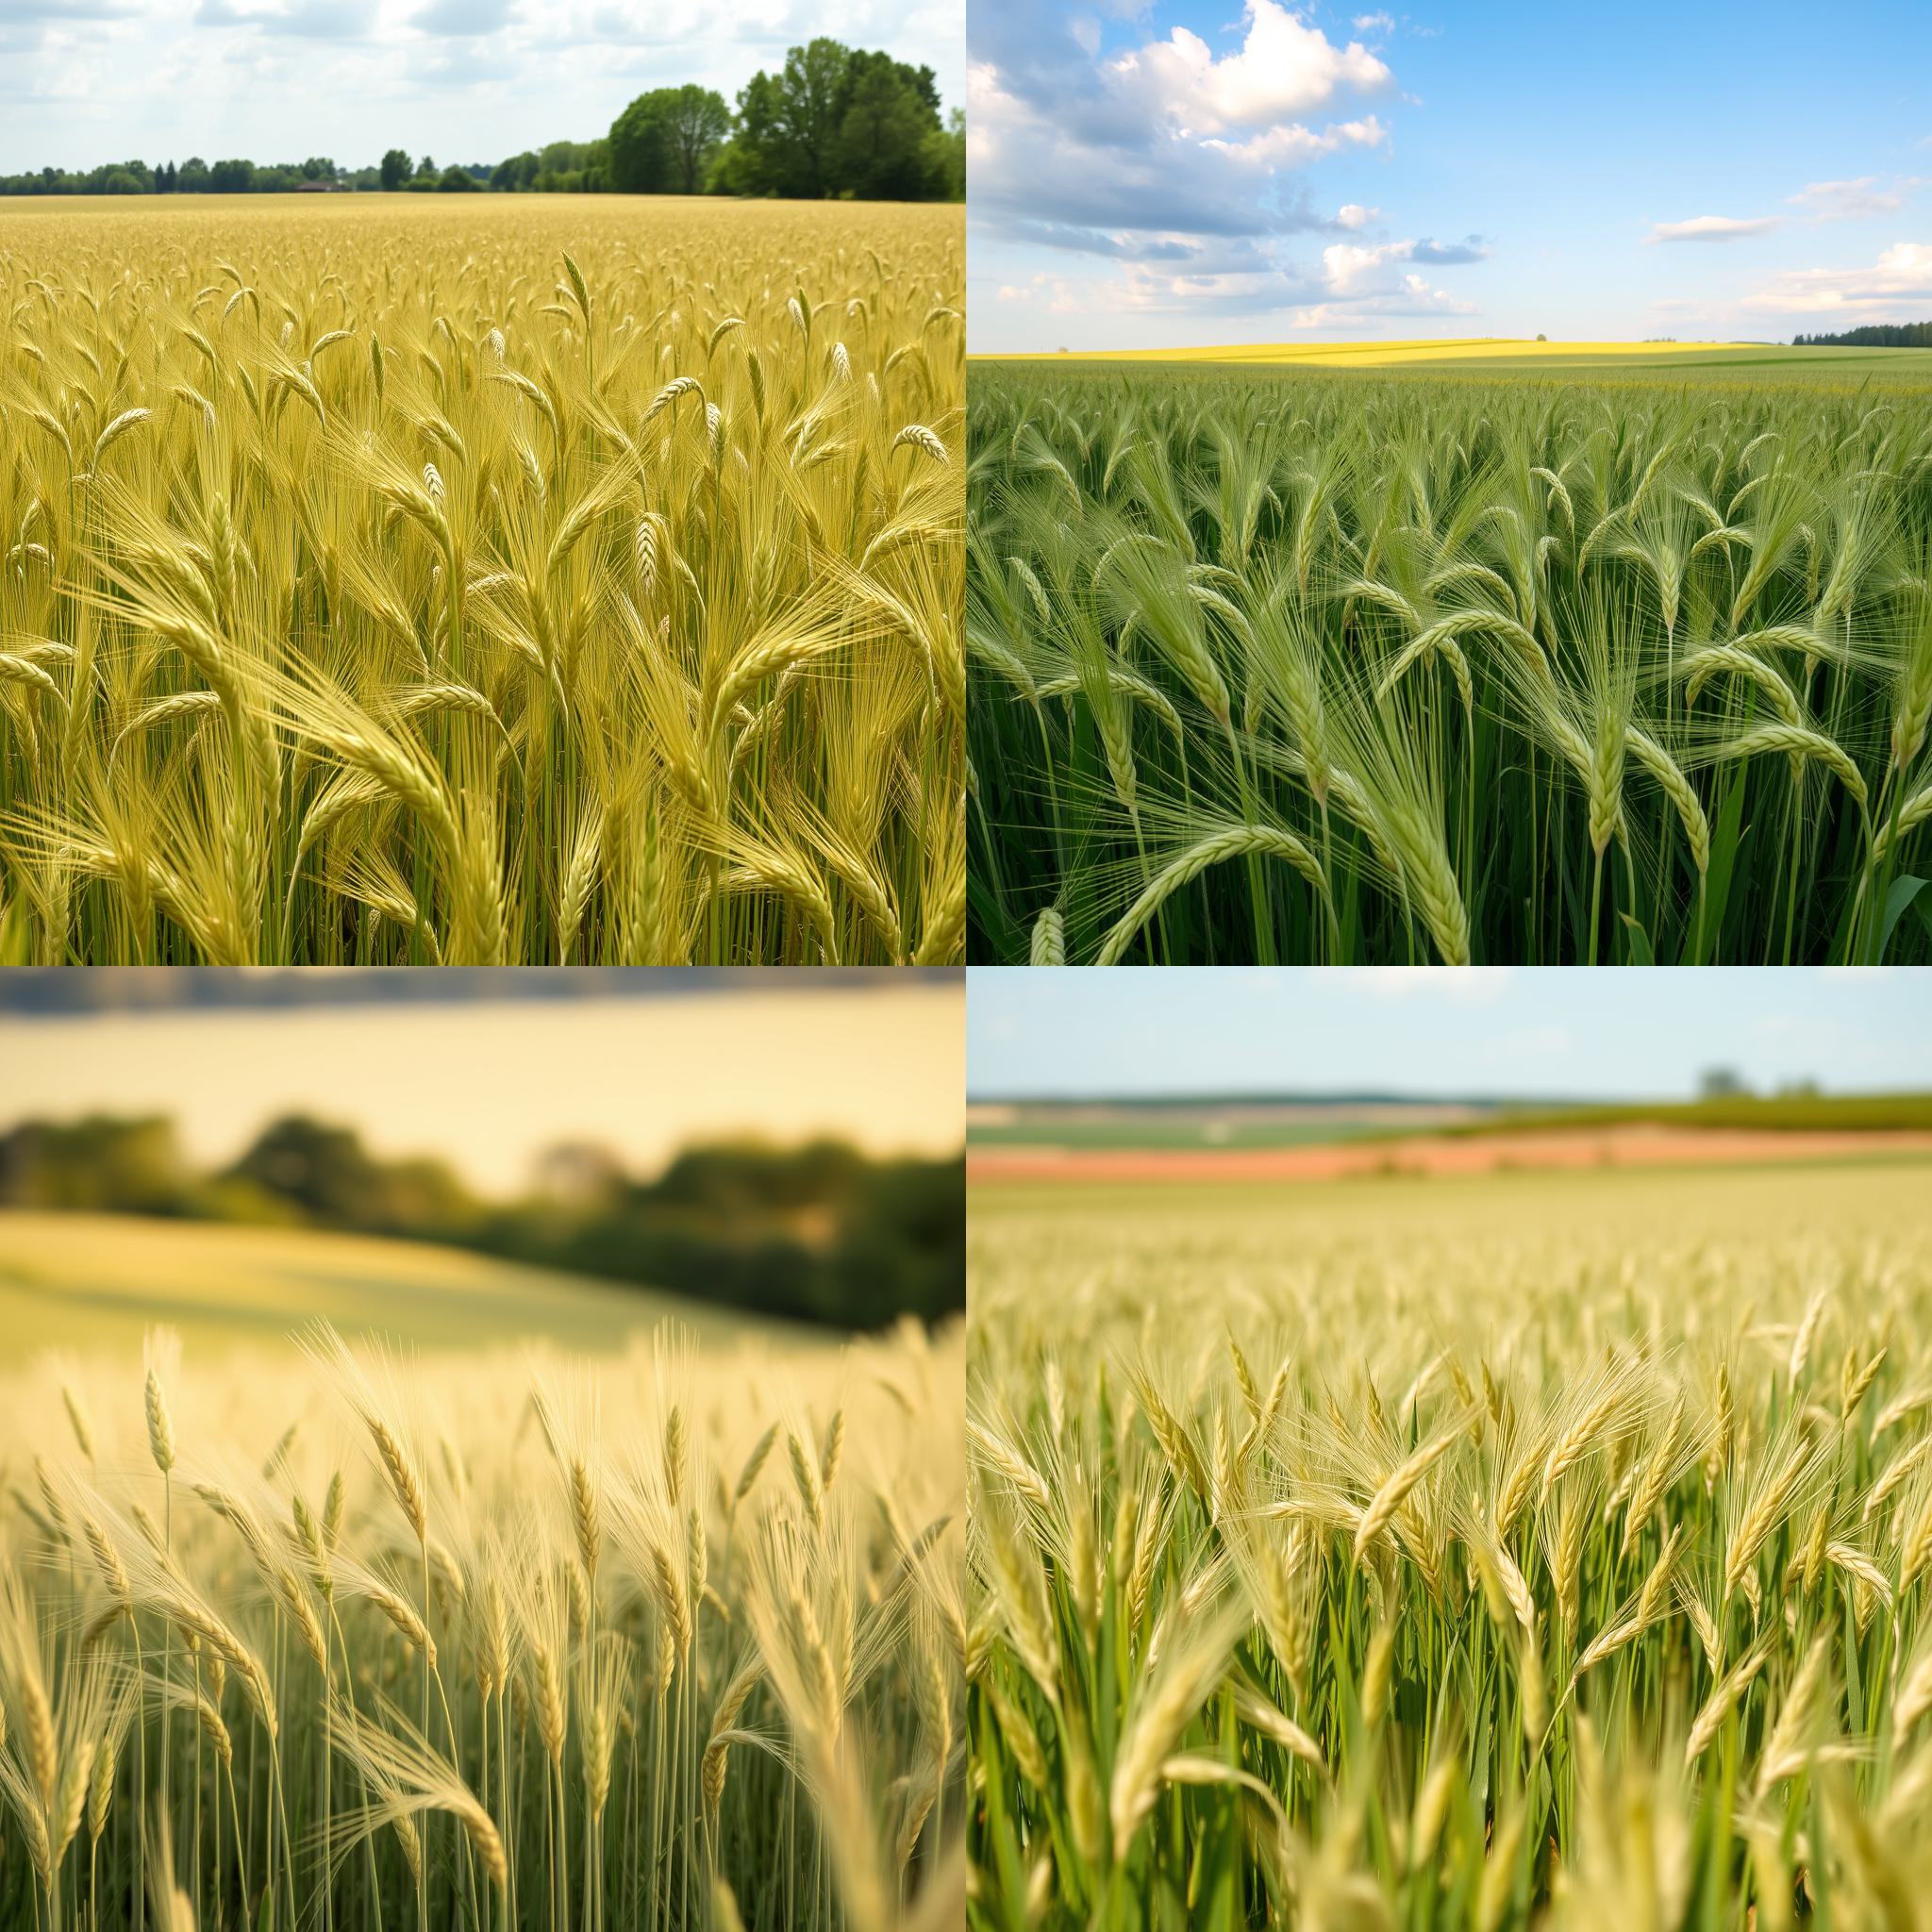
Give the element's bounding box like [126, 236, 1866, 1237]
[0, 194, 963, 964]
[0, 1309, 965, 1931]
[968, 1160, 1932, 1929]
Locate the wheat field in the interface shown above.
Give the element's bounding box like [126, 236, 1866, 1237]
[0, 195, 963, 964]
[967, 367, 1932, 965]
[968, 1161, 1932, 1928]
[0, 1315, 964, 1930]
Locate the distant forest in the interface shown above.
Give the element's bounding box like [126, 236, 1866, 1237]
[1792, 322, 1932, 347]
[0, 37, 963, 204]
[0, 1114, 963, 1331]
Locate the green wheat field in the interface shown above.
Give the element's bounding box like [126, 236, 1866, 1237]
[967, 362, 1932, 966]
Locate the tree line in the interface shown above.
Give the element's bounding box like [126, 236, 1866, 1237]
[1792, 322, 1932, 348]
[0, 38, 962, 203]
[0, 1113, 964, 1331]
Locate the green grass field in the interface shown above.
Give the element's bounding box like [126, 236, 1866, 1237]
[1440, 1089, 1932, 1139]
[0, 1209, 782, 1357]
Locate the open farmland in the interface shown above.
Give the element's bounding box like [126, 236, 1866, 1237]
[980, 338, 1932, 384]
[968, 1156, 1932, 1928]
[964, 1089, 1932, 1174]
[967, 365, 1932, 965]
[0, 194, 964, 965]
[0, 1233, 964, 1929]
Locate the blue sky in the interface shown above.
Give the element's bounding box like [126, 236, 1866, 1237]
[0, 0, 962, 175]
[968, 0, 1932, 350]
[967, 968, 1932, 1099]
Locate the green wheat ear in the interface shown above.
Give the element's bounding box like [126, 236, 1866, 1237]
[561, 251, 591, 325]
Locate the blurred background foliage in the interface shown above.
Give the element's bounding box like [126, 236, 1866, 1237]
[0, 1113, 961, 1330]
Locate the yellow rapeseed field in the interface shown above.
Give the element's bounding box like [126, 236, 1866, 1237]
[0, 195, 964, 964]
[976, 337, 1771, 368]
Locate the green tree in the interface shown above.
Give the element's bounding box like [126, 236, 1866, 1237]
[842, 46, 940, 119]
[491, 150, 536, 191]
[223, 1116, 471, 1233]
[177, 156, 210, 192]
[720, 40, 947, 200]
[726, 37, 852, 197]
[922, 108, 965, 200]
[657, 84, 731, 192]
[438, 163, 479, 192]
[208, 157, 255, 192]
[608, 92, 673, 192]
[0, 1115, 186, 1215]
[832, 58, 941, 200]
[379, 147, 410, 191]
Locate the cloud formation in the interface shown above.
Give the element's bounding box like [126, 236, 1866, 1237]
[1787, 175, 1921, 223]
[1742, 241, 1932, 315]
[409, 0, 514, 34]
[1646, 214, 1783, 243]
[196, 0, 377, 38]
[1323, 233, 1487, 293]
[970, 0, 1487, 336]
[1118, 3, 1390, 134]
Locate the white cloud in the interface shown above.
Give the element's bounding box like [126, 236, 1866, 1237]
[1787, 175, 1921, 223]
[1335, 201, 1380, 228]
[1352, 10, 1394, 32]
[1201, 114, 1385, 169]
[1742, 241, 1932, 314]
[1323, 238, 1408, 292]
[1647, 214, 1783, 243]
[1115, 0, 1391, 137]
[1322, 234, 1488, 293]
